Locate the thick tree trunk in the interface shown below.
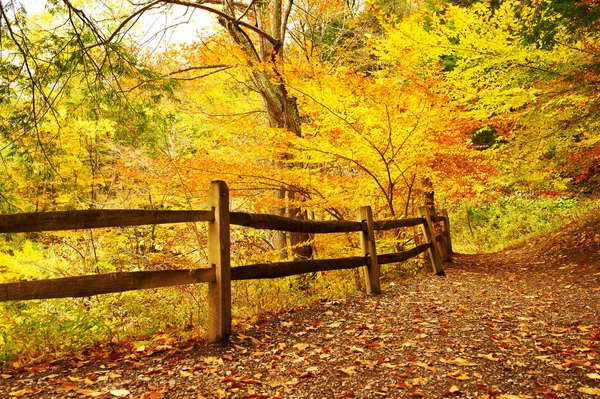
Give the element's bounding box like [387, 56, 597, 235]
[219, 17, 313, 261]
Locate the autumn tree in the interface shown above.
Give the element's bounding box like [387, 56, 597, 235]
[383, 0, 600, 194]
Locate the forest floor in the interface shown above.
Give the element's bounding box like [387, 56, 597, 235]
[1, 217, 600, 399]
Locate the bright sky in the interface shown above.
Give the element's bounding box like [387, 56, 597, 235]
[20, 0, 216, 47]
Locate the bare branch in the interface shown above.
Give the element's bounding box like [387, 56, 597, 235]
[160, 0, 280, 46]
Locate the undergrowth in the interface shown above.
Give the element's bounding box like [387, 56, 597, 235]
[0, 234, 425, 368]
[449, 195, 600, 253]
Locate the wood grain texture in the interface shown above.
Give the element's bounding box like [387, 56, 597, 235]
[207, 181, 232, 343]
[377, 244, 431, 265]
[0, 268, 216, 302]
[418, 206, 445, 276]
[230, 212, 363, 233]
[373, 218, 424, 231]
[357, 206, 381, 295]
[231, 256, 368, 280]
[0, 210, 214, 233]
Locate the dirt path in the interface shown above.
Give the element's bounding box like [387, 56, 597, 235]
[2, 227, 600, 399]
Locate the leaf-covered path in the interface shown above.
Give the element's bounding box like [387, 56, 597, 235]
[2, 221, 600, 399]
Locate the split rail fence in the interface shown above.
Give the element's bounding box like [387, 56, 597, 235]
[0, 181, 452, 342]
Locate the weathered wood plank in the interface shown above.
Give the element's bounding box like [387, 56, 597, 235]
[231, 244, 430, 281]
[373, 218, 424, 231]
[230, 212, 363, 233]
[441, 209, 453, 259]
[207, 181, 232, 343]
[357, 206, 381, 294]
[0, 268, 216, 302]
[0, 210, 215, 233]
[231, 256, 367, 280]
[377, 244, 431, 265]
[418, 207, 445, 276]
[434, 233, 444, 243]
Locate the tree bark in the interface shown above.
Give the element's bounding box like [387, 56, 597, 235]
[218, 15, 313, 261]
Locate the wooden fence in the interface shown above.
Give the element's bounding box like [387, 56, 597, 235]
[0, 181, 452, 343]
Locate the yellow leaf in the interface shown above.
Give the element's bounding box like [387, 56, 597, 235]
[76, 389, 105, 397]
[411, 377, 429, 386]
[587, 373, 600, 380]
[84, 378, 95, 386]
[293, 343, 309, 351]
[8, 389, 29, 397]
[578, 387, 600, 395]
[56, 384, 78, 393]
[180, 370, 193, 377]
[339, 366, 357, 375]
[443, 357, 478, 367]
[447, 369, 470, 380]
[449, 385, 460, 393]
[110, 389, 131, 397]
[553, 384, 563, 391]
[478, 353, 500, 361]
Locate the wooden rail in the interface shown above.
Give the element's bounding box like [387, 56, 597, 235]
[0, 181, 452, 343]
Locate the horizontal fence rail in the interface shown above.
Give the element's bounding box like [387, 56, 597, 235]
[0, 211, 446, 235]
[0, 210, 215, 233]
[0, 180, 452, 343]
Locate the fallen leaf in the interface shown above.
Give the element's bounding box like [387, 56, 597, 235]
[144, 392, 164, 399]
[293, 343, 309, 351]
[444, 357, 477, 367]
[587, 373, 600, 380]
[578, 387, 600, 395]
[414, 361, 436, 372]
[395, 381, 413, 389]
[447, 370, 470, 380]
[180, 370, 193, 377]
[8, 389, 30, 397]
[552, 384, 563, 392]
[478, 353, 500, 361]
[110, 389, 131, 397]
[348, 346, 364, 353]
[75, 388, 105, 397]
[411, 377, 429, 386]
[339, 366, 357, 375]
[56, 383, 78, 393]
[441, 385, 461, 397]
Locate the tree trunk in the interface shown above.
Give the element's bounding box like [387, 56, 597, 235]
[219, 17, 313, 261]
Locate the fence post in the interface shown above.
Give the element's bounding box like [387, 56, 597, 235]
[207, 180, 232, 343]
[441, 209, 453, 259]
[431, 208, 450, 262]
[357, 206, 381, 294]
[418, 206, 445, 276]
